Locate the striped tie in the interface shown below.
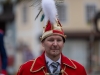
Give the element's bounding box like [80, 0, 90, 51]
[51, 62, 59, 73]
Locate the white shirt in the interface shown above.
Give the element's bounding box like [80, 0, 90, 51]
[45, 53, 61, 73]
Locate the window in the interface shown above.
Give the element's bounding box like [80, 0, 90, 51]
[56, 3, 67, 22]
[86, 4, 96, 23]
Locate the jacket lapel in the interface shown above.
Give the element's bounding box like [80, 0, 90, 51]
[30, 52, 47, 73]
[60, 53, 77, 75]
[61, 53, 77, 69]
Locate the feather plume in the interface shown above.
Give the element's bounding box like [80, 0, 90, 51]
[42, 0, 58, 25]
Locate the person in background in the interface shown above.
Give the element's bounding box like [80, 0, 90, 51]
[0, 29, 8, 75]
[17, 0, 87, 75]
[22, 44, 34, 63]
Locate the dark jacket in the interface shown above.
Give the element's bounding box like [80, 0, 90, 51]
[0, 31, 7, 70]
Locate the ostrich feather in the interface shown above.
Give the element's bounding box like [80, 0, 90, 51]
[42, 0, 58, 25]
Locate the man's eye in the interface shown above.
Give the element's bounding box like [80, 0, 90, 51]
[57, 40, 62, 41]
[48, 39, 54, 41]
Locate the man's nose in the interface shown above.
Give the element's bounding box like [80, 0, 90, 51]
[53, 40, 57, 45]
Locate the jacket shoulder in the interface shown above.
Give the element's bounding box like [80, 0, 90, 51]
[71, 60, 84, 68]
[21, 59, 35, 68]
[71, 60, 87, 75]
[17, 59, 35, 75]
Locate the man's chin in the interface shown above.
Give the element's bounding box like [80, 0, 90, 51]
[51, 52, 60, 56]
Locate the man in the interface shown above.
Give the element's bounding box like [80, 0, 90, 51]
[17, 0, 87, 75]
[0, 29, 8, 75]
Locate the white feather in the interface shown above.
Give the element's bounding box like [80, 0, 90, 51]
[42, 0, 58, 25]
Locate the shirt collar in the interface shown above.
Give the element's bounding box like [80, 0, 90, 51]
[45, 53, 61, 66]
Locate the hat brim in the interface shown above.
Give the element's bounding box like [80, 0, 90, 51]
[40, 30, 66, 42]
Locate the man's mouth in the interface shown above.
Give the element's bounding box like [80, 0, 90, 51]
[51, 49, 59, 50]
[51, 46, 59, 50]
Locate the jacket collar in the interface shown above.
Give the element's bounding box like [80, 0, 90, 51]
[30, 52, 46, 73]
[30, 52, 77, 73]
[61, 53, 77, 69]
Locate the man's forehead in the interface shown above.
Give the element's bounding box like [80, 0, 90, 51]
[46, 34, 63, 39]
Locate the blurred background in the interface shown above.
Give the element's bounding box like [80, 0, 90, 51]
[0, 0, 100, 75]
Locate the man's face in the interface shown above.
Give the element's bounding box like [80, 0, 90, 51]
[42, 34, 64, 57]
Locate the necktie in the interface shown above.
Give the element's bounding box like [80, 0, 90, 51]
[51, 62, 59, 73]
